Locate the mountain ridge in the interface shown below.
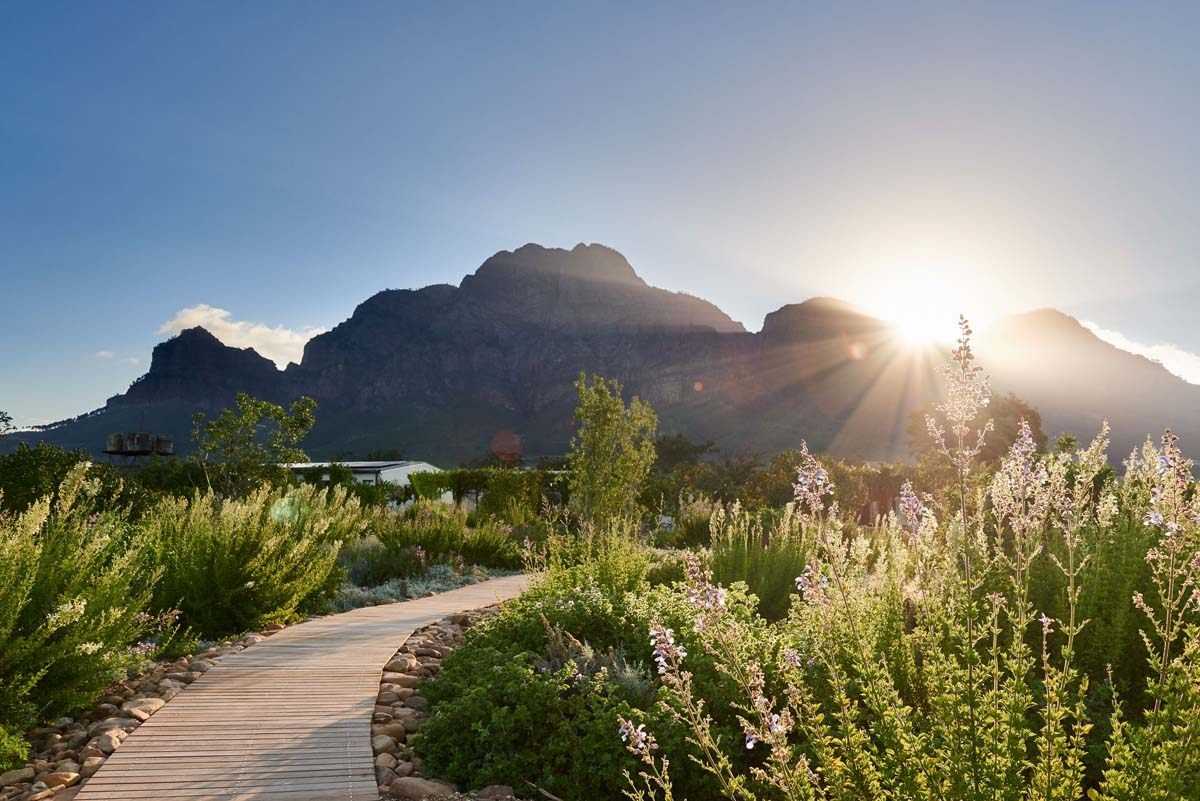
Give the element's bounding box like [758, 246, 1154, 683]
[15, 243, 1200, 465]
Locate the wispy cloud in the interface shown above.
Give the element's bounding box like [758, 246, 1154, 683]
[1082, 321, 1200, 385]
[159, 304, 327, 368]
[95, 350, 115, 359]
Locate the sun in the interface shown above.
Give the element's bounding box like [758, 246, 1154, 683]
[857, 270, 973, 347]
[891, 311, 953, 346]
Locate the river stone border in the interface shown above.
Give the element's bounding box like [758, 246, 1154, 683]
[372, 607, 523, 801]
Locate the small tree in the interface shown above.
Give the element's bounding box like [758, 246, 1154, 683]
[567, 374, 657, 526]
[190, 393, 317, 497]
[0, 410, 13, 438]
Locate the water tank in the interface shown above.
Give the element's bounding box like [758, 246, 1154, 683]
[124, 432, 154, 454]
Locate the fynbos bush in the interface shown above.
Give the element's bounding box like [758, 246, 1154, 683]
[0, 464, 158, 736]
[143, 484, 367, 636]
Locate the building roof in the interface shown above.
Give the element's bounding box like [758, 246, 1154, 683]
[284, 461, 439, 471]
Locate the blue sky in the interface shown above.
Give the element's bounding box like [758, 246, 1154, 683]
[4, 3, 1200, 426]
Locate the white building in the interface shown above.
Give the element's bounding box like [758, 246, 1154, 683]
[285, 460, 451, 502]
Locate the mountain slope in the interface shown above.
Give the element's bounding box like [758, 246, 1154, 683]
[975, 309, 1200, 461]
[14, 244, 1200, 465]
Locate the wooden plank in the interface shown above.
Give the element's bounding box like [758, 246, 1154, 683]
[75, 575, 527, 800]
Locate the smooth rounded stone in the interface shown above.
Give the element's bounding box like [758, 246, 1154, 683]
[381, 673, 421, 688]
[374, 753, 399, 770]
[378, 691, 400, 704]
[400, 717, 420, 734]
[0, 768, 34, 787]
[386, 776, 456, 799]
[159, 687, 181, 702]
[42, 772, 79, 790]
[239, 634, 267, 646]
[373, 723, 408, 742]
[372, 712, 392, 725]
[23, 790, 54, 801]
[477, 786, 517, 800]
[65, 732, 88, 749]
[405, 696, 428, 712]
[394, 761, 414, 778]
[374, 705, 394, 717]
[375, 767, 398, 787]
[95, 732, 123, 755]
[122, 697, 166, 716]
[77, 746, 104, 761]
[79, 757, 105, 779]
[391, 706, 417, 719]
[371, 734, 398, 755]
[87, 718, 137, 737]
[52, 718, 73, 729]
[384, 655, 418, 673]
[162, 672, 195, 685]
[52, 761, 79, 775]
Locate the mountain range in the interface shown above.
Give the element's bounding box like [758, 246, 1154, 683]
[14, 243, 1199, 465]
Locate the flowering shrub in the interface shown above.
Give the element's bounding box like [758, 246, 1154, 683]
[0, 464, 158, 741]
[616, 319, 1200, 800]
[141, 483, 367, 636]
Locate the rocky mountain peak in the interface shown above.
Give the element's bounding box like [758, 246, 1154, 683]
[468, 242, 646, 289]
[113, 326, 281, 407]
[760, 297, 884, 341]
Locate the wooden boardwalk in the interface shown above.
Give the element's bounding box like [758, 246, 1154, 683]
[76, 575, 528, 801]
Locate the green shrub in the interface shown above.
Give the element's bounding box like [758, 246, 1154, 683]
[0, 464, 158, 732]
[338, 535, 427, 585]
[710, 502, 809, 620]
[419, 649, 649, 797]
[142, 484, 366, 636]
[676, 497, 718, 547]
[476, 469, 542, 523]
[373, 502, 520, 570]
[0, 725, 27, 772]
